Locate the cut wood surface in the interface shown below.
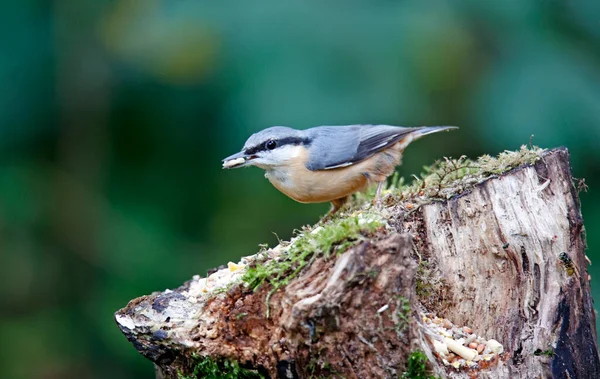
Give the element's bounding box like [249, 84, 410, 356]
[115, 147, 599, 378]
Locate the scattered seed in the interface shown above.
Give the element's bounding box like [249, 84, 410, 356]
[486, 339, 504, 354]
[377, 304, 389, 313]
[445, 338, 478, 361]
[464, 334, 477, 345]
[228, 261, 245, 272]
[420, 312, 504, 371]
[433, 340, 449, 356]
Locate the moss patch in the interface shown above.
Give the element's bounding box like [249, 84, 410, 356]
[401, 351, 441, 379]
[178, 356, 264, 379]
[242, 213, 386, 314]
[415, 260, 434, 299]
[401, 144, 543, 199]
[352, 144, 545, 211]
[414, 259, 449, 309]
[394, 296, 411, 338]
[534, 348, 555, 357]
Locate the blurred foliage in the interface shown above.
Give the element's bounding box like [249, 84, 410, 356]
[1, 1, 599, 378]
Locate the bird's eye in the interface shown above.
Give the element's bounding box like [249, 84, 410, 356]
[265, 140, 277, 150]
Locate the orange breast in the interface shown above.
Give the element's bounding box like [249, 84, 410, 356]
[265, 143, 405, 204]
[268, 165, 369, 203]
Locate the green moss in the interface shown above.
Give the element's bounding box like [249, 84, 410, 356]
[241, 213, 386, 316]
[350, 144, 545, 211]
[415, 262, 430, 298]
[178, 356, 264, 379]
[415, 260, 450, 311]
[394, 296, 411, 337]
[534, 348, 555, 357]
[393, 144, 544, 202]
[401, 351, 441, 379]
[415, 260, 441, 299]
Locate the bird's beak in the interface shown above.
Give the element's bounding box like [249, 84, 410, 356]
[222, 151, 255, 169]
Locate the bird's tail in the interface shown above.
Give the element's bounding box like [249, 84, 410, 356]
[394, 125, 458, 152]
[412, 126, 459, 137]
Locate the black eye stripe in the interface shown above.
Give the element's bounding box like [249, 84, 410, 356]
[245, 137, 311, 155]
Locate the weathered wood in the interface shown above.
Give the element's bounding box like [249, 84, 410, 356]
[117, 234, 418, 378]
[115, 148, 599, 378]
[403, 148, 598, 378]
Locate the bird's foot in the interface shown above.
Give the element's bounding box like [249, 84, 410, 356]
[372, 182, 385, 210]
[320, 197, 349, 223]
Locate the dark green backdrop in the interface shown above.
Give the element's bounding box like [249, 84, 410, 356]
[2, 1, 599, 378]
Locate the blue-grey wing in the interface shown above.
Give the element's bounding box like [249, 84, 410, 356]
[304, 125, 361, 171]
[305, 125, 419, 171]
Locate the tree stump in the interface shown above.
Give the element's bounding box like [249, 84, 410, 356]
[115, 147, 599, 378]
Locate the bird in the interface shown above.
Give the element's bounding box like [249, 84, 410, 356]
[222, 124, 457, 215]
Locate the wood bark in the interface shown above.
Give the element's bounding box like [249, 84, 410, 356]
[115, 148, 599, 378]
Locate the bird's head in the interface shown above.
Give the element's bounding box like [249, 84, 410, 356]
[222, 126, 309, 170]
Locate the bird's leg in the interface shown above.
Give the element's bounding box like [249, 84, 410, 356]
[373, 181, 385, 209]
[322, 196, 349, 222]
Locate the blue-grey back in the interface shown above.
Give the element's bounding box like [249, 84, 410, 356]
[305, 124, 418, 171]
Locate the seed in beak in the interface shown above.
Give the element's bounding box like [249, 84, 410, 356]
[223, 157, 246, 168]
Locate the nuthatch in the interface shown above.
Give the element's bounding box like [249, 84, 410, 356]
[223, 125, 457, 214]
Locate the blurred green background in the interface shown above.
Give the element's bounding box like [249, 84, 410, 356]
[2, 1, 600, 378]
